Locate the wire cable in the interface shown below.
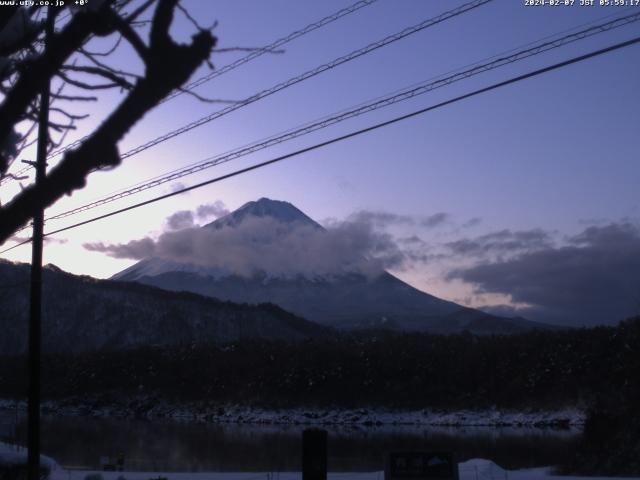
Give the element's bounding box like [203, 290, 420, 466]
[3, 34, 639, 255]
[45, 0, 494, 160]
[1, 0, 380, 187]
[39, 11, 640, 223]
[4, 2, 630, 190]
[15, 6, 633, 194]
[162, 0, 380, 103]
[0, 165, 32, 186]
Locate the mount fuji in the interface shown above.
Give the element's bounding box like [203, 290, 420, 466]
[113, 198, 547, 334]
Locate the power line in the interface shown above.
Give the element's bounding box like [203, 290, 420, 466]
[4, 4, 629, 191]
[0, 165, 32, 186]
[1, 0, 380, 186]
[3, 34, 639, 255]
[45, 0, 494, 161]
[162, 0, 380, 103]
[39, 11, 640, 224]
[24, 6, 637, 199]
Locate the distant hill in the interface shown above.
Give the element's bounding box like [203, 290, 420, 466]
[0, 260, 330, 354]
[114, 198, 552, 335]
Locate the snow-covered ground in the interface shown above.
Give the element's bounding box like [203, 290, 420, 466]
[4, 443, 639, 480]
[159, 406, 585, 428]
[0, 399, 585, 427]
[0, 441, 57, 471]
[43, 460, 638, 480]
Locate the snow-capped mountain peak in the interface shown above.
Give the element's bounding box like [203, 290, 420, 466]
[204, 197, 321, 231]
[111, 198, 548, 334]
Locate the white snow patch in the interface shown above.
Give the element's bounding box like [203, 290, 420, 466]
[46, 466, 640, 480]
[458, 458, 506, 479]
[0, 441, 58, 470]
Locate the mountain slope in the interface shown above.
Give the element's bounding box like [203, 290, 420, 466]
[113, 198, 549, 334]
[0, 260, 330, 354]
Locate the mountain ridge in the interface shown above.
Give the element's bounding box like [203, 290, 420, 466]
[113, 198, 552, 334]
[0, 259, 331, 354]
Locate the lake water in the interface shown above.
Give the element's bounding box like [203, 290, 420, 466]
[3, 414, 582, 472]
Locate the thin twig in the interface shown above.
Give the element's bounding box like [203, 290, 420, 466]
[56, 70, 128, 90]
[177, 2, 217, 32]
[51, 93, 98, 102]
[61, 64, 135, 89]
[175, 87, 240, 104]
[81, 34, 123, 57]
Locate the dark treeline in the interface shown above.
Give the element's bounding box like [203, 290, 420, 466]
[0, 317, 638, 410]
[1, 318, 639, 474]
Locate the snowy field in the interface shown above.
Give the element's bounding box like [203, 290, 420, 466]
[3, 443, 640, 480]
[46, 462, 640, 480]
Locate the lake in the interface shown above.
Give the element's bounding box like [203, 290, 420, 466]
[3, 414, 582, 472]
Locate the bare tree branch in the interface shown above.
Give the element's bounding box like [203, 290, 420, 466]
[79, 49, 141, 80]
[0, 1, 119, 170]
[49, 107, 89, 121]
[107, 11, 149, 61]
[80, 34, 123, 57]
[50, 93, 98, 102]
[0, 8, 45, 57]
[61, 64, 135, 89]
[0, 0, 216, 243]
[176, 2, 216, 32]
[55, 70, 126, 91]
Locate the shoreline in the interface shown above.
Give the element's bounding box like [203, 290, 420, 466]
[0, 399, 584, 428]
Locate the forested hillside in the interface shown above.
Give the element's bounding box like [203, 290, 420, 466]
[1, 317, 638, 411]
[0, 260, 330, 354]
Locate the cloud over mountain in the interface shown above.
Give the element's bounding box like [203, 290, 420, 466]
[165, 201, 230, 230]
[447, 222, 640, 326]
[84, 198, 639, 327]
[85, 211, 413, 279]
[84, 200, 453, 279]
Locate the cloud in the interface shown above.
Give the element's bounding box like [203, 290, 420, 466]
[10, 235, 67, 245]
[45, 237, 68, 245]
[445, 228, 554, 257]
[462, 217, 482, 228]
[84, 215, 414, 279]
[578, 217, 608, 226]
[169, 182, 187, 193]
[196, 201, 229, 220]
[398, 235, 425, 246]
[447, 222, 640, 326]
[347, 210, 413, 227]
[347, 210, 449, 229]
[166, 210, 194, 230]
[165, 201, 229, 230]
[84, 237, 156, 259]
[569, 222, 638, 248]
[421, 212, 449, 228]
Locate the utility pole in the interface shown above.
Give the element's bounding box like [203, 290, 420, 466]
[27, 7, 54, 480]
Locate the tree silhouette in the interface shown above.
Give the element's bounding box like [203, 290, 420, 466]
[0, 0, 216, 244]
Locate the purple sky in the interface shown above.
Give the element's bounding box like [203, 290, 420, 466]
[1, 0, 639, 326]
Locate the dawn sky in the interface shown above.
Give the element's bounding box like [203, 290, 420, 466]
[1, 0, 639, 326]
